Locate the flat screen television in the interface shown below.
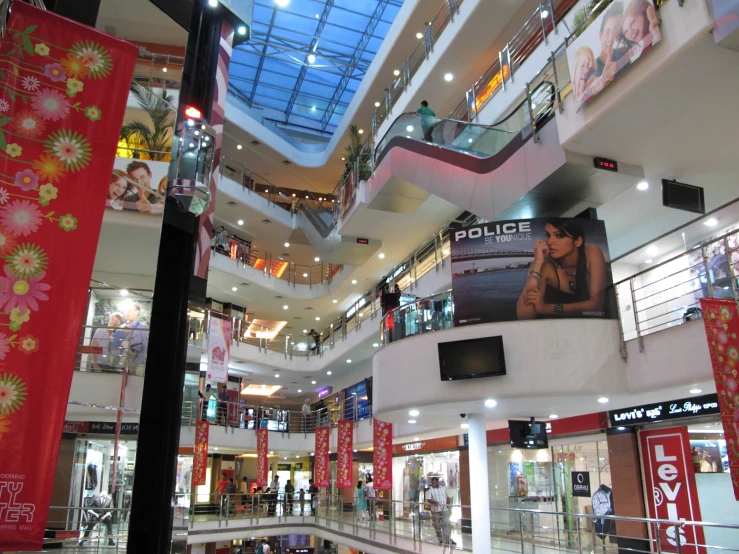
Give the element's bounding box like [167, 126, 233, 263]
[438, 335, 506, 381]
[508, 420, 548, 449]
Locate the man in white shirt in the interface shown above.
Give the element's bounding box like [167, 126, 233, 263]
[301, 398, 312, 432]
[426, 476, 455, 546]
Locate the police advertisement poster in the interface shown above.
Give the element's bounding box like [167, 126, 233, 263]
[566, 0, 661, 110]
[451, 218, 616, 326]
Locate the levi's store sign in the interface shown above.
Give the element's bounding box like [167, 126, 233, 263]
[609, 394, 719, 426]
[639, 428, 705, 554]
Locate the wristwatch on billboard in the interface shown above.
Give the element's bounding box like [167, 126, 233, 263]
[592, 485, 613, 516]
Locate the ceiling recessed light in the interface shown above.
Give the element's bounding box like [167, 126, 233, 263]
[296, 455, 300, 458]
[393, 69, 400, 76]
[311, 380, 316, 384]
[484, 399, 497, 408]
[284, 242, 290, 247]
[416, 32, 423, 39]
[162, 67, 168, 73]
[374, 101, 381, 107]
[327, 371, 332, 375]
[358, 129, 364, 134]
[351, 279, 357, 284]
[315, 316, 320, 321]
[231, 286, 238, 292]
[269, 451, 274, 454]
[549, 414, 559, 419]
[444, 73, 453, 82]
[460, 423, 469, 429]
[314, 257, 320, 262]
[636, 181, 649, 191]
[406, 126, 413, 132]
[408, 419, 417, 424]
[208, 0, 217, 6]
[597, 397, 609, 404]
[302, 329, 308, 333]
[275, 374, 280, 378]
[689, 388, 703, 394]
[283, 305, 289, 310]
[298, 389, 302, 393]
[214, 447, 218, 451]
[237, 219, 244, 225]
[332, 299, 338, 304]
[303, 273, 308, 278]
[346, 359, 351, 363]
[409, 409, 419, 417]
[644, 259, 653, 264]
[704, 218, 718, 227]
[237, 144, 242, 150]
[468, 138, 473, 143]
[646, 246, 659, 256]
[372, 343, 379, 347]
[237, 25, 247, 35]
[379, 253, 385, 259]
[284, 457, 287, 460]
[413, 437, 420, 441]
[120, 289, 128, 296]
[341, 157, 345, 161]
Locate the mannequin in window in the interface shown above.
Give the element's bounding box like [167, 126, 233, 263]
[78, 492, 115, 547]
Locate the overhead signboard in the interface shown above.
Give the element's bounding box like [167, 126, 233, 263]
[608, 394, 719, 427]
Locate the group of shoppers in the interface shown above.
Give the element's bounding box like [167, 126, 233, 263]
[217, 473, 320, 517]
[89, 304, 149, 372]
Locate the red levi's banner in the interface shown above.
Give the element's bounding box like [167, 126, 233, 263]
[192, 421, 209, 487]
[373, 420, 392, 490]
[314, 426, 330, 487]
[0, 4, 136, 551]
[700, 298, 739, 499]
[639, 427, 705, 554]
[336, 420, 354, 488]
[256, 428, 269, 486]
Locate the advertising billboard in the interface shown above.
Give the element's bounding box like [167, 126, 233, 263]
[105, 157, 167, 215]
[567, 0, 661, 109]
[450, 218, 616, 326]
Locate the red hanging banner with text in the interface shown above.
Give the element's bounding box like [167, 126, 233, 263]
[192, 421, 209, 487]
[256, 428, 269, 487]
[0, 4, 136, 551]
[639, 427, 705, 554]
[314, 426, 330, 487]
[373, 420, 392, 490]
[337, 420, 354, 488]
[700, 298, 739, 499]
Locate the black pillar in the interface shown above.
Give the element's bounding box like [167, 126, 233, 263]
[126, 1, 224, 552]
[48, 0, 102, 27]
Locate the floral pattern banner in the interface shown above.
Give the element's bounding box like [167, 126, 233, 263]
[373, 420, 392, 490]
[337, 420, 354, 489]
[256, 428, 269, 487]
[192, 421, 209, 487]
[314, 426, 330, 488]
[700, 298, 739, 499]
[0, 4, 136, 550]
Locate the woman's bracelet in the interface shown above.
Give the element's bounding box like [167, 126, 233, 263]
[528, 270, 542, 280]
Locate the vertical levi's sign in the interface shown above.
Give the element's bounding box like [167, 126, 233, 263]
[639, 428, 705, 554]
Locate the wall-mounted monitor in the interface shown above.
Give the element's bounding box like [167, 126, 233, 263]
[438, 335, 506, 381]
[509, 420, 548, 449]
[662, 179, 705, 214]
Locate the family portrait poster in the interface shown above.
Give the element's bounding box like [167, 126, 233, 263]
[451, 218, 616, 326]
[567, 0, 661, 108]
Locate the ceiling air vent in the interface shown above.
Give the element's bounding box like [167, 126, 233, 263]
[282, 160, 291, 166]
[250, 140, 260, 146]
[261, 219, 272, 224]
[227, 201, 237, 206]
[274, 295, 283, 299]
[304, 307, 313, 310]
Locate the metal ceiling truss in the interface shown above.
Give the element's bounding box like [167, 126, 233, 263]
[320, 0, 392, 130]
[248, 7, 278, 105]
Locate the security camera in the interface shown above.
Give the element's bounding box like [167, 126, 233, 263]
[460, 414, 466, 419]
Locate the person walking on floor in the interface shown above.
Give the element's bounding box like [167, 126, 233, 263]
[365, 475, 376, 521]
[301, 398, 313, 431]
[354, 480, 368, 522]
[426, 476, 456, 546]
[284, 479, 295, 515]
[416, 100, 437, 142]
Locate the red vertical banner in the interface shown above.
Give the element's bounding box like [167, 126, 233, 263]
[0, 4, 136, 551]
[373, 420, 392, 490]
[314, 426, 330, 487]
[639, 427, 705, 554]
[337, 420, 354, 488]
[256, 428, 269, 487]
[192, 421, 209, 487]
[700, 298, 739, 499]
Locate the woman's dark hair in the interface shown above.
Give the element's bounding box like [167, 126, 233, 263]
[547, 218, 588, 301]
[357, 481, 363, 488]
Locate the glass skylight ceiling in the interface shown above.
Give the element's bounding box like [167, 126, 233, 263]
[228, 0, 404, 135]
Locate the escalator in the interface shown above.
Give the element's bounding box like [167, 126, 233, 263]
[374, 81, 555, 172]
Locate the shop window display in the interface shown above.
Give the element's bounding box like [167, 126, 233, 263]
[392, 451, 460, 522]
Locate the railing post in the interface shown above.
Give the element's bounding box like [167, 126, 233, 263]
[655, 524, 663, 554]
[551, 51, 564, 113]
[499, 51, 507, 91]
[614, 286, 629, 362]
[403, 60, 410, 90]
[519, 512, 526, 554]
[507, 43, 513, 82]
[449, 0, 456, 22]
[675, 524, 683, 554]
[539, 4, 548, 44]
[549, 0, 557, 34]
[576, 516, 583, 554]
[525, 81, 539, 143]
[466, 88, 477, 122]
[424, 26, 432, 58]
[701, 245, 714, 298]
[629, 278, 644, 352]
[385, 88, 392, 115]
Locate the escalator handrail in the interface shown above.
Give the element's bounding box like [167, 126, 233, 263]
[374, 81, 555, 162]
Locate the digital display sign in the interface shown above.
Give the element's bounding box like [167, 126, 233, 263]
[594, 157, 618, 172]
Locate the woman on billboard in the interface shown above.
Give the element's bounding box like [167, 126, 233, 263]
[516, 219, 608, 319]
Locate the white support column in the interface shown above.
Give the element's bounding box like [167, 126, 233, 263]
[468, 414, 491, 553]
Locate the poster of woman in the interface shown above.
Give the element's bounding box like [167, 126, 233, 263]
[566, 0, 661, 109]
[450, 218, 616, 326]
